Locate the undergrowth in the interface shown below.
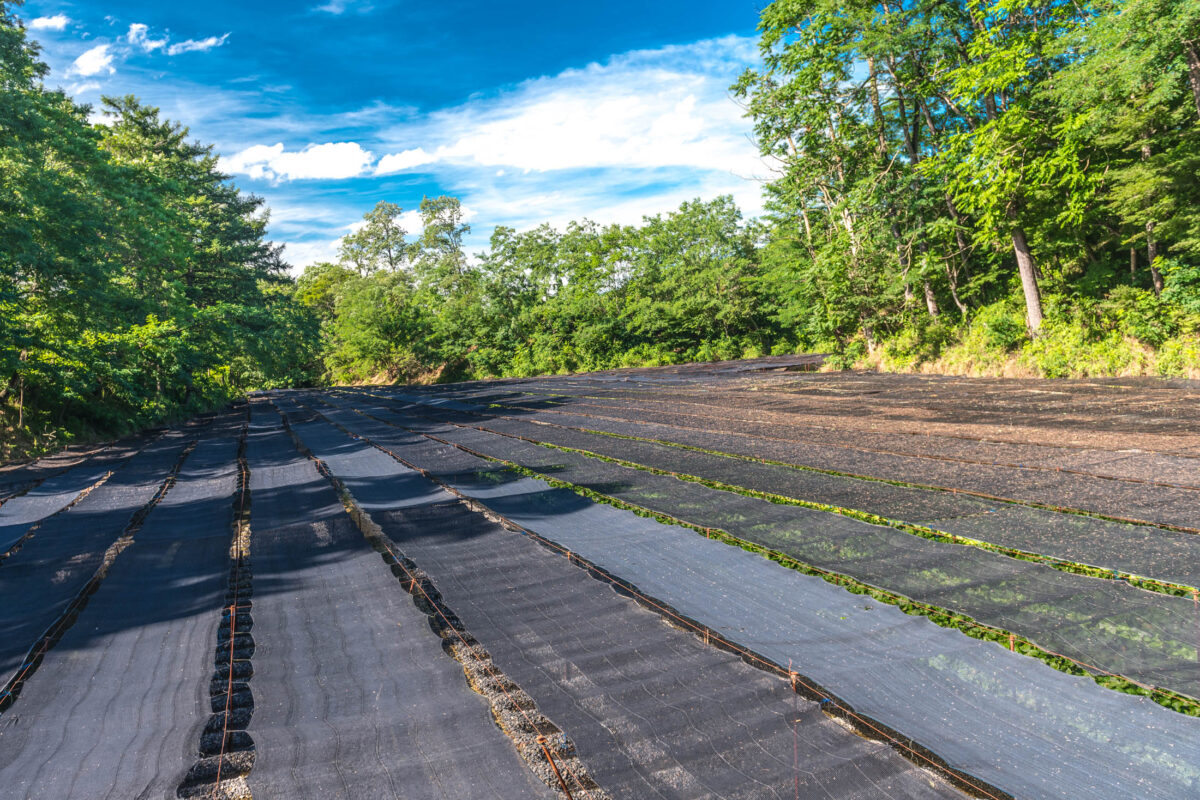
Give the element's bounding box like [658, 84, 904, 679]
[861, 292, 1200, 379]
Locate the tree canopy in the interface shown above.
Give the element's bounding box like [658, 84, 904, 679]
[732, 0, 1200, 368]
[1, 2, 318, 458]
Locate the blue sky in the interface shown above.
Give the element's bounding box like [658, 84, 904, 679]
[19, 0, 769, 270]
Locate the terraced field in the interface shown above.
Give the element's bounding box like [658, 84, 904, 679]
[2, 356, 1199, 799]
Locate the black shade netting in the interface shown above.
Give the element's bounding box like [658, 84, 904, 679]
[416, 391, 1200, 530]
[381, 400, 1200, 590]
[455, 389, 1200, 486]
[241, 401, 553, 800]
[0, 441, 146, 553]
[0, 419, 241, 799]
[0, 429, 197, 682]
[323, 395, 1200, 703]
[278, 396, 965, 799]
[298, 391, 1200, 800]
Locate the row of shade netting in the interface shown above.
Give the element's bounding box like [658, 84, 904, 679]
[439, 381, 1200, 474]
[326, 391, 1200, 704]
[0, 427, 197, 684]
[404, 384, 1200, 530]
[296, 390, 1200, 800]
[424, 366, 1200, 448]
[0, 439, 145, 554]
[415, 382, 1198, 483]
[372, 389, 1200, 590]
[503, 391, 1200, 488]
[239, 400, 555, 799]
[0, 418, 242, 798]
[0, 438, 129, 503]
[276, 395, 968, 800]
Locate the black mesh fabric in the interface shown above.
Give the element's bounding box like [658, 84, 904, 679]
[352, 367, 1200, 525]
[472, 391, 1200, 484]
[242, 401, 554, 800]
[0, 442, 143, 553]
[397, 367, 1200, 445]
[278, 396, 965, 800]
[276, 398, 960, 800]
[376, 398, 1200, 589]
[0, 429, 196, 683]
[298, 391, 1200, 800]
[0, 441, 128, 502]
[0, 420, 240, 799]
[418, 391, 1200, 529]
[318, 394, 1200, 703]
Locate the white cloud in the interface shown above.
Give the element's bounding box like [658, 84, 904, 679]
[375, 147, 437, 175]
[69, 44, 115, 77]
[279, 238, 343, 271]
[166, 33, 230, 56]
[222, 141, 375, 181]
[455, 168, 766, 242]
[154, 35, 765, 268]
[269, 142, 374, 179]
[87, 107, 115, 126]
[127, 23, 167, 52]
[371, 35, 765, 180]
[397, 208, 426, 232]
[69, 81, 101, 96]
[29, 14, 70, 31]
[313, 0, 375, 14]
[434, 89, 758, 177]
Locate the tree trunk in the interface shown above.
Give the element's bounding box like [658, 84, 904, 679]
[866, 58, 888, 158]
[967, 11, 999, 122]
[798, 208, 816, 260]
[1147, 221, 1163, 296]
[893, 224, 914, 305]
[15, 350, 27, 432]
[924, 280, 940, 318]
[1010, 224, 1044, 335]
[861, 322, 877, 354]
[1130, 247, 1137, 278]
[944, 195, 971, 259]
[914, 237, 941, 319]
[945, 263, 968, 314]
[1184, 39, 1200, 121]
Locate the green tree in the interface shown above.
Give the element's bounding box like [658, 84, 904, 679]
[339, 201, 408, 276]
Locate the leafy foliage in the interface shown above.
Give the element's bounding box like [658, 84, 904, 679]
[298, 196, 782, 382]
[0, 2, 319, 458]
[728, 0, 1200, 369]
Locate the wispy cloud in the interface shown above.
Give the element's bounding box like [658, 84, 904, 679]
[375, 147, 436, 175]
[69, 80, 101, 95]
[233, 35, 762, 183]
[69, 44, 115, 76]
[313, 0, 376, 15]
[55, 24, 230, 85]
[29, 14, 70, 31]
[166, 33, 230, 55]
[44, 31, 764, 272]
[126, 23, 167, 52]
